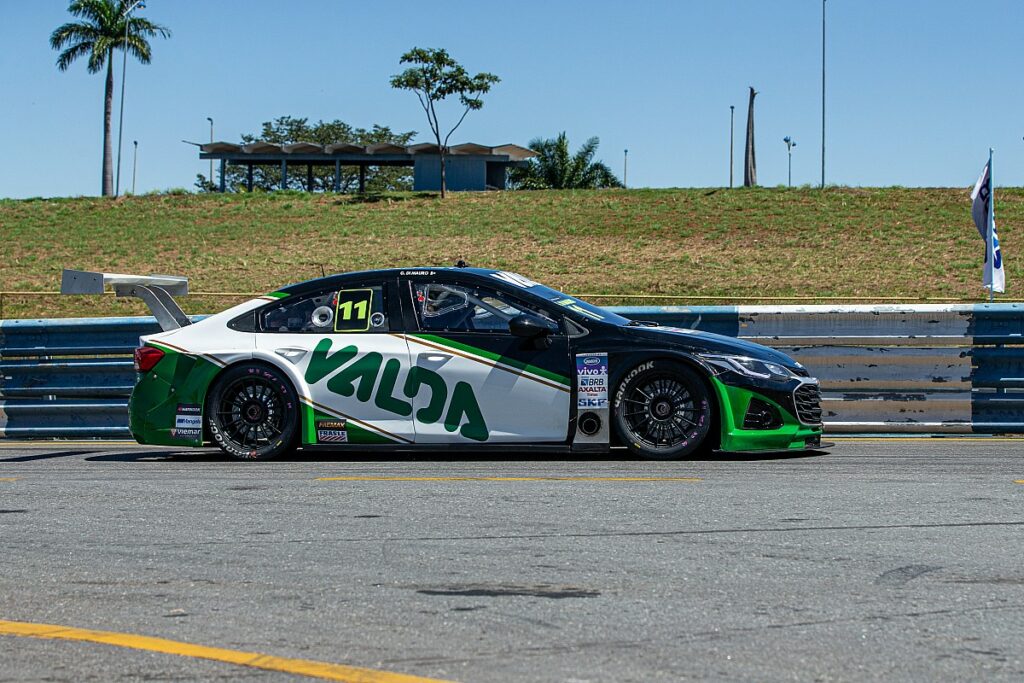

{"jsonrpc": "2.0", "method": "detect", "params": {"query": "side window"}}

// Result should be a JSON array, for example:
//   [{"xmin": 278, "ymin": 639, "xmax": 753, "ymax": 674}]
[
  {"xmin": 412, "ymin": 282, "xmax": 556, "ymax": 333},
  {"xmin": 261, "ymin": 286, "xmax": 388, "ymax": 333}
]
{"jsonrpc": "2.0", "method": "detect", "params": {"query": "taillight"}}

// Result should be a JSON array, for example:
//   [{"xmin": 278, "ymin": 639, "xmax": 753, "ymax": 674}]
[{"xmin": 134, "ymin": 346, "xmax": 165, "ymax": 372}]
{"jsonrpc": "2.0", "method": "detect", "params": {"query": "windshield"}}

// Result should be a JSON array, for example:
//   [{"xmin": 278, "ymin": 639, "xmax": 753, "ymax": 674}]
[{"xmin": 487, "ymin": 272, "xmax": 629, "ymax": 325}]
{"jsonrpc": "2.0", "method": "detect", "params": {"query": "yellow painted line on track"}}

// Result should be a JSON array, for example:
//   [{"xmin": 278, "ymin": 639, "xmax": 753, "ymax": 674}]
[
  {"xmin": 0, "ymin": 477, "xmax": 18, "ymax": 482},
  {"xmin": 318, "ymin": 476, "xmax": 701, "ymax": 482},
  {"xmin": 0, "ymin": 619, "xmax": 453, "ymax": 683},
  {"xmin": 1014, "ymin": 480, "xmax": 1024, "ymax": 485}
]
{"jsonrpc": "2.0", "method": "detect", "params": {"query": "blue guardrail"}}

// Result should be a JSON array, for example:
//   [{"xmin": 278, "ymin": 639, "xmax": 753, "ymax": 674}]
[{"xmin": 2, "ymin": 305, "xmax": 1023, "ymax": 438}]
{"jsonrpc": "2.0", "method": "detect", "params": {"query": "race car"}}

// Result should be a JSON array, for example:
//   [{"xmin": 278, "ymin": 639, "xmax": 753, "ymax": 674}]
[{"xmin": 62, "ymin": 267, "xmax": 824, "ymax": 460}]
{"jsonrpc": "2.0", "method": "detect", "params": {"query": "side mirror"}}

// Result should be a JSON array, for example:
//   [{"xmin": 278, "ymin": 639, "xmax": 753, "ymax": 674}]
[{"xmin": 509, "ymin": 314, "xmax": 557, "ymax": 338}]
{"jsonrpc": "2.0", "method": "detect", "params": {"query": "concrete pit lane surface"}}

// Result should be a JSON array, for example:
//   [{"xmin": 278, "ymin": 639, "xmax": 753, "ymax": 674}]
[{"xmin": 1, "ymin": 438, "xmax": 1023, "ymax": 682}]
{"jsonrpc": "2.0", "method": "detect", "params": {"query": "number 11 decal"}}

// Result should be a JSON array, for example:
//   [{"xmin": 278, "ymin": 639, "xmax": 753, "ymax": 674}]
[{"xmin": 334, "ymin": 289, "xmax": 374, "ymax": 332}]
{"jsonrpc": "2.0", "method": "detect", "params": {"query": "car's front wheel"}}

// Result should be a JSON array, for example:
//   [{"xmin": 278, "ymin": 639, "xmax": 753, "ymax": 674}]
[
  {"xmin": 207, "ymin": 363, "xmax": 298, "ymax": 460},
  {"xmin": 613, "ymin": 360, "xmax": 713, "ymax": 460}
]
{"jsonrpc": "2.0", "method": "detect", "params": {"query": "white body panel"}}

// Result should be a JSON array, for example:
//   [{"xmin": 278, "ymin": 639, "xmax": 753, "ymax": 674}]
[
  {"xmin": 143, "ymin": 298, "xmax": 262, "ymax": 366},
  {"xmin": 255, "ymin": 332, "xmax": 416, "ymax": 444},
  {"xmin": 405, "ymin": 335, "xmax": 570, "ymax": 443},
  {"xmin": 142, "ymin": 297, "xmax": 573, "ymax": 446}
]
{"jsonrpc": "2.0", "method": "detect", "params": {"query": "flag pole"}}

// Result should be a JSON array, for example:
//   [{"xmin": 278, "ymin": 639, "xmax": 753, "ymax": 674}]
[{"xmin": 988, "ymin": 147, "xmax": 994, "ymax": 303}]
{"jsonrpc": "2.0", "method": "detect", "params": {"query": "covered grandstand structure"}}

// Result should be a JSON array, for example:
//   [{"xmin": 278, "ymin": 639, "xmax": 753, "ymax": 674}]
[{"xmin": 198, "ymin": 142, "xmax": 535, "ymax": 192}]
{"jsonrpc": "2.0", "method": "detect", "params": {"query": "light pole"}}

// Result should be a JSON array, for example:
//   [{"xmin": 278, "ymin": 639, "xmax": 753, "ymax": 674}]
[
  {"xmin": 207, "ymin": 117, "xmax": 214, "ymax": 184},
  {"xmin": 821, "ymin": 0, "xmax": 826, "ymax": 189},
  {"xmin": 783, "ymin": 136, "xmax": 796, "ymax": 187},
  {"xmin": 132, "ymin": 140, "xmax": 138, "ymax": 194},
  {"xmin": 115, "ymin": 0, "xmax": 145, "ymax": 197},
  {"xmin": 729, "ymin": 105, "xmax": 735, "ymax": 188},
  {"xmin": 623, "ymin": 149, "xmax": 628, "ymax": 188}
]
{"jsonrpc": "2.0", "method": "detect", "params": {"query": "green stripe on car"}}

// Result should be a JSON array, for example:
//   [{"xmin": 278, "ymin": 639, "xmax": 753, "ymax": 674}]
[{"xmin": 409, "ymin": 333, "xmax": 571, "ymax": 386}]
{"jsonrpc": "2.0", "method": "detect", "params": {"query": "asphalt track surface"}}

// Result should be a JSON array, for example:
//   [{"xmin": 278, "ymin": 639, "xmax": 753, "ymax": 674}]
[{"xmin": 1, "ymin": 438, "xmax": 1023, "ymax": 682}]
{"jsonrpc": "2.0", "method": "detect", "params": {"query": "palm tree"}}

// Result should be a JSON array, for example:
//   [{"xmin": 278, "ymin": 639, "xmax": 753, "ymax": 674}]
[
  {"xmin": 510, "ymin": 132, "xmax": 623, "ymax": 190},
  {"xmin": 50, "ymin": 0, "xmax": 170, "ymax": 196}
]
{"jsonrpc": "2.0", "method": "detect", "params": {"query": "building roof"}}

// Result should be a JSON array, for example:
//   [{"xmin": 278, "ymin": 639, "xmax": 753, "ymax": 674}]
[{"xmin": 199, "ymin": 141, "xmax": 536, "ymax": 161}]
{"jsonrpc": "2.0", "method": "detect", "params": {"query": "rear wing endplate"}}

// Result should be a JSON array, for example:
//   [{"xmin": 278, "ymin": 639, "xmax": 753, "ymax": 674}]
[{"xmin": 60, "ymin": 269, "xmax": 191, "ymax": 332}]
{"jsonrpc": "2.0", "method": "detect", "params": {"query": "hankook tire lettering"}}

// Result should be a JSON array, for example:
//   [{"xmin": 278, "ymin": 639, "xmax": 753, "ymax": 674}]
[{"xmin": 614, "ymin": 361, "xmax": 655, "ymax": 407}]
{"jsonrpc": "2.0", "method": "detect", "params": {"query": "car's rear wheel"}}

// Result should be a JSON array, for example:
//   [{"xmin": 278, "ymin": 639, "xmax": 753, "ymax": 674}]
[
  {"xmin": 207, "ymin": 363, "xmax": 298, "ymax": 460},
  {"xmin": 613, "ymin": 360, "xmax": 713, "ymax": 460}
]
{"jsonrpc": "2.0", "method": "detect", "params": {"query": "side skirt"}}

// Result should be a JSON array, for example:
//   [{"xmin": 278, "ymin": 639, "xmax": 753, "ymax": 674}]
[{"xmin": 297, "ymin": 443, "xmax": 578, "ymax": 454}]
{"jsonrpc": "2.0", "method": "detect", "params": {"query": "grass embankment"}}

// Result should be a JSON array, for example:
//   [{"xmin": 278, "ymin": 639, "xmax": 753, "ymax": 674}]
[{"xmin": 1, "ymin": 187, "xmax": 1019, "ymax": 319}]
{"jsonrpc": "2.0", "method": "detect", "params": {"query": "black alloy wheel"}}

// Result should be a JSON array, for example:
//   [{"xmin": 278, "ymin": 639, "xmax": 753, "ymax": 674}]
[
  {"xmin": 207, "ymin": 363, "xmax": 298, "ymax": 460},
  {"xmin": 613, "ymin": 360, "xmax": 713, "ymax": 460}
]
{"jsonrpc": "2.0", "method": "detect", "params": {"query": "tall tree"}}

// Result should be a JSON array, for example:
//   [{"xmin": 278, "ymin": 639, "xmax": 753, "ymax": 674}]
[
  {"xmin": 390, "ymin": 48, "xmax": 499, "ymax": 198},
  {"xmin": 196, "ymin": 117, "xmax": 417, "ymax": 193},
  {"xmin": 509, "ymin": 132, "xmax": 623, "ymax": 190},
  {"xmin": 50, "ymin": 0, "xmax": 170, "ymax": 196}
]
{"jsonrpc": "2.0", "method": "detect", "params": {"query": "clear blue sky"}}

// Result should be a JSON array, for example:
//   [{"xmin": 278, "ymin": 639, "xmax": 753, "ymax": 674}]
[{"xmin": 2, "ymin": 0, "xmax": 1023, "ymax": 198}]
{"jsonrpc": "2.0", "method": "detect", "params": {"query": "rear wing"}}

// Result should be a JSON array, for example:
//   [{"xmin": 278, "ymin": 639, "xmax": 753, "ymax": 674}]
[{"xmin": 60, "ymin": 269, "xmax": 191, "ymax": 332}]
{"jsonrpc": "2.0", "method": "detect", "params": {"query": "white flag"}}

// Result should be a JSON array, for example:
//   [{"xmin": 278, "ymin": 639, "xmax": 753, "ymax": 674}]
[{"xmin": 970, "ymin": 160, "xmax": 1005, "ymax": 293}]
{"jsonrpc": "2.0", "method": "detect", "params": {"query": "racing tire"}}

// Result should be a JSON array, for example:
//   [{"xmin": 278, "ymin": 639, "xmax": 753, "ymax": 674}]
[
  {"xmin": 613, "ymin": 360, "xmax": 713, "ymax": 460},
  {"xmin": 206, "ymin": 363, "xmax": 299, "ymax": 461}
]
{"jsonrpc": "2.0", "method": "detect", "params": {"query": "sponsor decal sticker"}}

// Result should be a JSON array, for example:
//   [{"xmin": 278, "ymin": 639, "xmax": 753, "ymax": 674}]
[
  {"xmin": 303, "ymin": 339, "xmax": 489, "ymax": 442},
  {"xmin": 576, "ymin": 353, "xmax": 609, "ymax": 409},
  {"xmin": 316, "ymin": 420, "xmax": 349, "ymax": 443},
  {"xmin": 172, "ymin": 403, "xmax": 202, "ymax": 439}
]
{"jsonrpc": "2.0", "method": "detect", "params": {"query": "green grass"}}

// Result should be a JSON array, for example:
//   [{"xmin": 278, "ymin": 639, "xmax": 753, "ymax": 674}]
[{"xmin": 1, "ymin": 187, "xmax": 1019, "ymax": 318}]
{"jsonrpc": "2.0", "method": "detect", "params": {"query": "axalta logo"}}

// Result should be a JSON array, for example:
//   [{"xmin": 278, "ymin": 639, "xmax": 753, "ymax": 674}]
[{"xmin": 303, "ymin": 339, "xmax": 488, "ymax": 441}]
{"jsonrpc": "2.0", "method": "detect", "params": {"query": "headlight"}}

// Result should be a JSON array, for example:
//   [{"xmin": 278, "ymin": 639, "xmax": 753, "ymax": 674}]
[{"xmin": 701, "ymin": 354, "xmax": 796, "ymax": 382}]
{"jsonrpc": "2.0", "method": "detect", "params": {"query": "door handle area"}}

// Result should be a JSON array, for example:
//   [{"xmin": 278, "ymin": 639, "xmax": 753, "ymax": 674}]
[{"xmin": 420, "ymin": 353, "xmax": 452, "ymax": 364}]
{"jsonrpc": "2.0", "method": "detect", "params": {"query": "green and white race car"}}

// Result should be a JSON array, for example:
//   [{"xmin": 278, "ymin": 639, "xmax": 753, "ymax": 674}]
[{"xmin": 63, "ymin": 267, "xmax": 825, "ymax": 460}]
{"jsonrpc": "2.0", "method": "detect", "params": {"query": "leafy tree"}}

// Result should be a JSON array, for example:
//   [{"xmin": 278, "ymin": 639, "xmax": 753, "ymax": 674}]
[
  {"xmin": 50, "ymin": 0, "xmax": 170, "ymax": 197},
  {"xmin": 390, "ymin": 48, "xmax": 499, "ymax": 198},
  {"xmin": 510, "ymin": 132, "xmax": 623, "ymax": 190},
  {"xmin": 196, "ymin": 117, "xmax": 417, "ymax": 193}
]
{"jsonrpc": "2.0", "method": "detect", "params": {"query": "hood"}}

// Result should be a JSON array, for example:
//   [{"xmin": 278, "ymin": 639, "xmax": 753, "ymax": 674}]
[{"xmin": 622, "ymin": 324, "xmax": 802, "ymax": 369}]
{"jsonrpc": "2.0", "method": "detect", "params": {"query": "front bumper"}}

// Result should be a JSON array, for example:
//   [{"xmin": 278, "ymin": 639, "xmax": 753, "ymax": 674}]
[{"xmin": 710, "ymin": 375, "xmax": 824, "ymax": 452}]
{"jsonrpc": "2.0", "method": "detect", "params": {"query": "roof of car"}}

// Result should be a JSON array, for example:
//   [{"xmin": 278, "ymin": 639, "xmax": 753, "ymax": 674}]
[{"xmin": 275, "ymin": 267, "xmax": 504, "ymax": 295}]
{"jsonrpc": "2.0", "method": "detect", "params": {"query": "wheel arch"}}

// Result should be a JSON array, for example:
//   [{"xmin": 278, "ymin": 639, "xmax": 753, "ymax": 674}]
[
  {"xmin": 201, "ymin": 354, "xmax": 309, "ymax": 444},
  {"xmin": 609, "ymin": 350, "xmax": 722, "ymax": 451}
]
